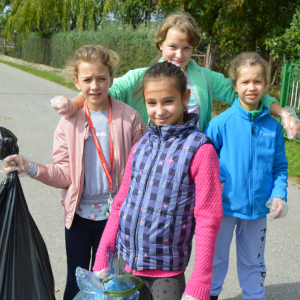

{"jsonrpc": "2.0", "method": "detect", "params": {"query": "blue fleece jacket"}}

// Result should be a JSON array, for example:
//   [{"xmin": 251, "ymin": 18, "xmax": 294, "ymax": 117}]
[{"xmin": 205, "ymin": 99, "xmax": 288, "ymax": 220}]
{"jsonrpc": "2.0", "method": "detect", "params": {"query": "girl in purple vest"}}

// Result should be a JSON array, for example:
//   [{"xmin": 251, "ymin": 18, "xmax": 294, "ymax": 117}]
[{"xmin": 92, "ymin": 61, "xmax": 223, "ymax": 300}]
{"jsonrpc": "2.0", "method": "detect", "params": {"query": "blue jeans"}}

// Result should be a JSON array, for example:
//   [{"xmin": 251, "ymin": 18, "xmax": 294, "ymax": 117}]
[
  {"xmin": 211, "ymin": 216, "xmax": 267, "ymax": 300},
  {"xmin": 63, "ymin": 213, "xmax": 107, "ymax": 300}
]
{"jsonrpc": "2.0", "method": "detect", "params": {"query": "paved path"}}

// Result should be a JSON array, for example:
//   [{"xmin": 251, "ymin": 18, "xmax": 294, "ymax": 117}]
[{"xmin": 0, "ymin": 62, "xmax": 299, "ymax": 300}]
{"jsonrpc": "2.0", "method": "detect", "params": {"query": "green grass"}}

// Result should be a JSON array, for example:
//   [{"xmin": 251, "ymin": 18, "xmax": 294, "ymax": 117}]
[
  {"xmin": 285, "ymin": 140, "xmax": 300, "ymax": 178},
  {"xmin": 0, "ymin": 60, "xmax": 76, "ymax": 91}
]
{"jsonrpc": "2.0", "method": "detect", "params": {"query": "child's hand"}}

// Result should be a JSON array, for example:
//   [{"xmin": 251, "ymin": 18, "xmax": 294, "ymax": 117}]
[
  {"xmin": 2, "ymin": 154, "xmax": 32, "ymax": 175},
  {"xmin": 266, "ymin": 197, "xmax": 288, "ymax": 221},
  {"xmin": 93, "ymin": 267, "xmax": 111, "ymax": 280},
  {"xmin": 279, "ymin": 107, "xmax": 300, "ymax": 139},
  {"xmin": 50, "ymin": 96, "xmax": 77, "ymax": 116},
  {"xmin": 181, "ymin": 294, "xmax": 201, "ymax": 300}
]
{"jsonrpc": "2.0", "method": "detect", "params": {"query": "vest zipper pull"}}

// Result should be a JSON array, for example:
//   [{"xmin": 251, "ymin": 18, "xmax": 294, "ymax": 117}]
[{"xmin": 251, "ymin": 123, "xmax": 254, "ymax": 135}]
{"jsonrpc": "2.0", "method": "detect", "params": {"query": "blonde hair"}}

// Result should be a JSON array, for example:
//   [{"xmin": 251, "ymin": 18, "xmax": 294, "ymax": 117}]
[
  {"xmin": 66, "ymin": 45, "xmax": 119, "ymax": 78},
  {"xmin": 229, "ymin": 52, "xmax": 271, "ymax": 88},
  {"xmin": 155, "ymin": 12, "xmax": 200, "ymax": 50}
]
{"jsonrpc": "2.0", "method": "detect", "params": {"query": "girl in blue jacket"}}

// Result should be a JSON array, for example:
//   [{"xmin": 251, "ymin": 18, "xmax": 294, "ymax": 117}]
[{"xmin": 205, "ymin": 52, "xmax": 288, "ymax": 300}]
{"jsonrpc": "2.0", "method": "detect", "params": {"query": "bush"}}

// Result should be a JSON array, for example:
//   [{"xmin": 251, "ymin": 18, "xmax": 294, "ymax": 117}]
[
  {"xmin": 51, "ymin": 23, "xmax": 156, "ymax": 47},
  {"xmin": 10, "ymin": 26, "xmax": 159, "ymax": 76}
]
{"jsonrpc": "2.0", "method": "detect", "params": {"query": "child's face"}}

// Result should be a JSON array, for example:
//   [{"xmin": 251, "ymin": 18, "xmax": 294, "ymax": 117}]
[
  {"xmin": 233, "ymin": 65, "xmax": 266, "ymax": 111},
  {"xmin": 73, "ymin": 61, "xmax": 114, "ymax": 112},
  {"xmin": 159, "ymin": 28, "xmax": 193, "ymax": 72},
  {"xmin": 144, "ymin": 78, "xmax": 190, "ymax": 126}
]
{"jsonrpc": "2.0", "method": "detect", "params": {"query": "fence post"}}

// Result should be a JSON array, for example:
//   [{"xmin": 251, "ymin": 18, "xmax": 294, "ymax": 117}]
[
  {"xmin": 279, "ymin": 63, "xmax": 291, "ymax": 107},
  {"xmin": 4, "ymin": 39, "xmax": 7, "ymax": 55},
  {"xmin": 73, "ymin": 40, "xmax": 75, "ymax": 56},
  {"xmin": 204, "ymin": 43, "xmax": 211, "ymax": 68},
  {"xmin": 42, "ymin": 38, "xmax": 45, "ymax": 64},
  {"xmin": 20, "ymin": 37, "xmax": 22, "ymax": 58}
]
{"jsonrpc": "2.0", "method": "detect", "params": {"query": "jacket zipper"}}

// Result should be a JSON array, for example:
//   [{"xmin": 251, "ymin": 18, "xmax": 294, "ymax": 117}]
[
  {"xmin": 132, "ymin": 140, "xmax": 161, "ymax": 269},
  {"xmin": 250, "ymin": 121, "xmax": 254, "ymax": 218},
  {"xmin": 110, "ymin": 123, "xmax": 119, "ymax": 192},
  {"xmin": 71, "ymin": 123, "xmax": 87, "ymax": 227}
]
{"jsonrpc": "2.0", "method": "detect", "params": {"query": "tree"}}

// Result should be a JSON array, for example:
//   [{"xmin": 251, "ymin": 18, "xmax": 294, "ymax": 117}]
[
  {"xmin": 102, "ymin": 0, "xmax": 175, "ymax": 28},
  {"xmin": 266, "ymin": 6, "xmax": 300, "ymax": 60},
  {"xmin": 170, "ymin": 0, "xmax": 300, "ymax": 69},
  {"xmin": 2, "ymin": 0, "xmax": 106, "ymax": 38},
  {"xmin": 0, "ymin": 0, "xmax": 11, "ymax": 35}
]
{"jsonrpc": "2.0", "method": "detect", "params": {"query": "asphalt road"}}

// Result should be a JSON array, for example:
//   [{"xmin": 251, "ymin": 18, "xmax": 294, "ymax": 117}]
[{"xmin": 0, "ymin": 62, "xmax": 299, "ymax": 300}]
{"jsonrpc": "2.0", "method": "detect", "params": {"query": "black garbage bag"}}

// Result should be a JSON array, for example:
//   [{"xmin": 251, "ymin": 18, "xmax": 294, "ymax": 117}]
[{"xmin": 0, "ymin": 127, "xmax": 56, "ymax": 300}]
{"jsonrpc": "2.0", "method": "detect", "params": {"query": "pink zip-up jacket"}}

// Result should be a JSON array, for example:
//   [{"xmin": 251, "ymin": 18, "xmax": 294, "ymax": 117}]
[{"xmin": 33, "ymin": 96, "xmax": 147, "ymax": 229}]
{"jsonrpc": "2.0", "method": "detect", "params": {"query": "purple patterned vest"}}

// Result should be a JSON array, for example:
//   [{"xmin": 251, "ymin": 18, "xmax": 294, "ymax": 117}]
[{"xmin": 116, "ymin": 114, "xmax": 213, "ymax": 271}]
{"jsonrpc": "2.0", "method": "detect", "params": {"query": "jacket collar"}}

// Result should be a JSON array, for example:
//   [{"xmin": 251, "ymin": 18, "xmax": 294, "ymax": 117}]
[
  {"xmin": 78, "ymin": 95, "xmax": 121, "ymax": 124},
  {"xmin": 148, "ymin": 112, "xmax": 199, "ymax": 140},
  {"xmin": 232, "ymin": 97, "xmax": 269, "ymax": 120},
  {"xmin": 158, "ymin": 57, "xmax": 198, "ymax": 73}
]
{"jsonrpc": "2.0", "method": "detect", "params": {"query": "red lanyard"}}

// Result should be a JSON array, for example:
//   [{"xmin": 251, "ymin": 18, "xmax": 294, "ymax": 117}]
[{"xmin": 84, "ymin": 100, "xmax": 114, "ymax": 191}]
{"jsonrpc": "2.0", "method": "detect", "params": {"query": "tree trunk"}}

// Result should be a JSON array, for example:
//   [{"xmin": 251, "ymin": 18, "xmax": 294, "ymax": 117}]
[
  {"xmin": 209, "ymin": 44, "xmax": 219, "ymax": 70},
  {"xmin": 4, "ymin": 39, "xmax": 7, "ymax": 55},
  {"xmin": 271, "ymin": 66, "xmax": 279, "ymax": 86}
]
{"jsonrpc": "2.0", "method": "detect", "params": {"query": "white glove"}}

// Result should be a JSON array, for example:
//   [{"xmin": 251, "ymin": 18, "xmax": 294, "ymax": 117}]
[
  {"xmin": 266, "ymin": 197, "xmax": 288, "ymax": 221},
  {"xmin": 181, "ymin": 294, "xmax": 201, "ymax": 300},
  {"xmin": 93, "ymin": 267, "xmax": 111, "ymax": 280},
  {"xmin": 50, "ymin": 95, "xmax": 78, "ymax": 116},
  {"xmin": 2, "ymin": 154, "xmax": 32, "ymax": 175},
  {"xmin": 279, "ymin": 106, "xmax": 300, "ymax": 139}
]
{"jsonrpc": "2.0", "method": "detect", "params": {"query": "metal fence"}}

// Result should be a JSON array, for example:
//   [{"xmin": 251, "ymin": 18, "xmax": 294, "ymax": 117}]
[
  {"xmin": 0, "ymin": 37, "xmax": 210, "ymax": 75},
  {"xmin": 280, "ymin": 62, "xmax": 300, "ymax": 143},
  {"xmin": 0, "ymin": 37, "xmax": 160, "ymax": 76}
]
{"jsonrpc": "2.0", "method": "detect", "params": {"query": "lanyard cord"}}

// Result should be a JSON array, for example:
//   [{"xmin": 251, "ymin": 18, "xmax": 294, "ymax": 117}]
[{"xmin": 84, "ymin": 100, "xmax": 113, "ymax": 191}]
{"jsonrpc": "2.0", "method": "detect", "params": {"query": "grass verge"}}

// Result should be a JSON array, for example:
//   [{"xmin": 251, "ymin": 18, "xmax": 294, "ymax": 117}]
[
  {"xmin": 0, "ymin": 60, "xmax": 76, "ymax": 91},
  {"xmin": 285, "ymin": 140, "xmax": 300, "ymax": 178}
]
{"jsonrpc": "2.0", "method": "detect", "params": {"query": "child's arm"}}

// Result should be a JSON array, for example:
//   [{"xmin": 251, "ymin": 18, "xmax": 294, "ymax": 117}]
[
  {"xmin": 50, "ymin": 95, "xmax": 85, "ymax": 116},
  {"xmin": 93, "ymin": 143, "xmax": 137, "ymax": 271},
  {"xmin": 32, "ymin": 121, "xmax": 72, "ymax": 188},
  {"xmin": 201, "ymin": 67, "xmax": 276, "ymax": 110},
  {"xmin": 3, "ymin": 119, "xmax": 71, "ymax": 189},
  {"xmin": 270, "ymin": 124, "xmax": 288, "ymax": 200},
  {"xmin": 204, "ymin": 119, "xmax": 225, "ymax": 183},
  {"xmin": 184, "ymin": 144, "xmax": 223, "ymax": 300},
  {"xmin": 201, "ymin": 67, "xmax": 300, "ymax": 139},
  {"xmin": 266, "ymin": 124, "xmax": 289, "ymax": 220},
  {"xmin": 50, "ymin": 68, "xmax": 146, "ymax": 116}
]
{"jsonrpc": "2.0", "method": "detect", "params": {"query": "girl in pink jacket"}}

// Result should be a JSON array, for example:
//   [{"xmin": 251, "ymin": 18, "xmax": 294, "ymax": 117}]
[{"xmin": 3, "ymin": 45, "xmax": 147, "ymax": 300}]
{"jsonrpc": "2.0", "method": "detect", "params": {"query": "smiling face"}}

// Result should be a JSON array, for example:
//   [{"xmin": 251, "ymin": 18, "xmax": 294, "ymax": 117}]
[
  {"xmin": 73, "ymin": 61, "xmax": 114, "ymax": 112},
  {"xmin": 144, "ymin": 78, "xmax": 190, "ymax": 126},
  {"xmin": 233, "ymin": 65, "xmax": 267, "ymax": 111},
  {"xmin": 159, "ymin": 28, "xmax": 193, "ymax": 71}
]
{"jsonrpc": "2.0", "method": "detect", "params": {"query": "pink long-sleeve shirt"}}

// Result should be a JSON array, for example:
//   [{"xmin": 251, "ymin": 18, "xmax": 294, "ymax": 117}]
[{"xmin": 93, "ymin": 143, "xmax": 222, "ymax": 300}]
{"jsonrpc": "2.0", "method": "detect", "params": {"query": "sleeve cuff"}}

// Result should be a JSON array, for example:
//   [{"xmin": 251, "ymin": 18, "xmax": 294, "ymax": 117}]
[
  {"xmin": 92, "ymin": 260, "xmax": 109, "ymax": 271},
  {"xmin": 27, "ymin": 162, "xmax": 38, "ymax": 177},
  {"xmin": 184, "ymin": 283, "xmax": 211, "ymax": 300}
]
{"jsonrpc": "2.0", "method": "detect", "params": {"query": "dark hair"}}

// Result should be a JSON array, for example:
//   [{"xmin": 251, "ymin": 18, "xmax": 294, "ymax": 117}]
[{"xmin": 142, "ymin": 61, "xmax": 187, "ymax": 98}]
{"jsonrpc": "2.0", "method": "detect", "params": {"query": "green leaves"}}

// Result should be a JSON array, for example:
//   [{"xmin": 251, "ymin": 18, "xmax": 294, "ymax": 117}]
[
  {"xmin": 2, "ymin": 0, "xmax": 107, "ymax": 38},
  {"xmin": 182, "ymin": 0, "xmax": 299, "ymax": 58},
  {"xmin": 266, "ymin": 6, "xmax": 300, "ymax": 59}
]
